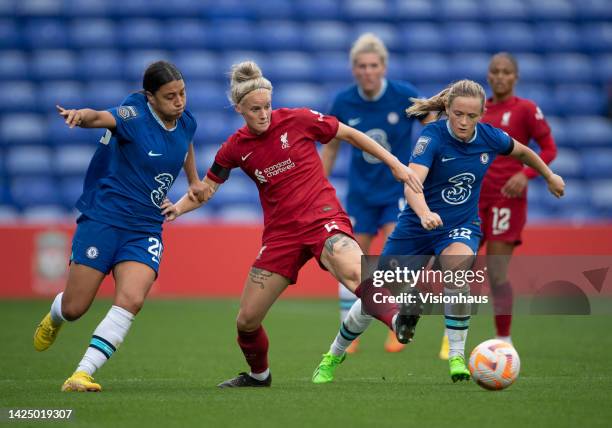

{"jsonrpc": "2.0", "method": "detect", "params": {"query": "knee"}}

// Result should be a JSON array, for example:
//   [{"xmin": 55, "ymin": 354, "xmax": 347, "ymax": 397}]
[
  {"xmin": 114, "ymin": 291, "xmax": 146, "ymax": 315},
  {"xmin": 61, "ymin": 300, "xmax": 88, "ymax": 321},
  {"xmin": 236, "ymin": 308, "xmax": 262, "ymax": 332}
]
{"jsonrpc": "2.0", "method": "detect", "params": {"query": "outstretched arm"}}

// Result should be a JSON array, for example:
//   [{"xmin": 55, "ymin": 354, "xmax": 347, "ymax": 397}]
[
  {"xmin": 161, "ymin": 177, "xmax": 221, "ymax": 221},
  {"xmin": 56, "ymin": 105, "xmax": 116, "ymax": 129},
  {"xmin": 334, "ymin": 123, "xmax": 422, "ymax": 193},
  {"xmin": 508, "ymin": 139, "xmax": 564, "ymax": 198}
]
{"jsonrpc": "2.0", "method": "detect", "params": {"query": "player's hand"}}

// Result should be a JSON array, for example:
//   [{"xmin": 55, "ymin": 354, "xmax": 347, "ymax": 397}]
[
  {"xmin": 546, "ymin": 173, "xmax": 565, "ymax": 198},
  {"xmin": 420, "ymin": 211, "xmax": 443, "ymax": 230},
  {"xmin": 161, "ymin": 198, "xmax": 181, "ymax": 222},
  {"xmin": 501, "ymin": 171, "xmax": 528, "ymax": 198},
  {"xmin": 392, "ymin": 163, "xmax": 423, "ymax": 193},
  {"xmin": 188, "ymin": 180, "xmax": 212, "ymax": 203},
  {"xmin": 56, "ymin": 105, "xmax": 83, "ymax": 128}
]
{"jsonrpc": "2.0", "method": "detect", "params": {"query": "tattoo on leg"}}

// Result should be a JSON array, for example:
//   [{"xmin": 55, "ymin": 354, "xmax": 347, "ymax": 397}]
[
  {"xmin": 324, "ymin": 234, "xmax": 360, "ymax": 256},
  {"xmin": 249, "ymin": 268, "xmax": 273, "ymax": 289}
]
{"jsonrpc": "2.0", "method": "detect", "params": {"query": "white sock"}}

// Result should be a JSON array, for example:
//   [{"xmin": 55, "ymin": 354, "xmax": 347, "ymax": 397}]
[
  {"xmin": 50, "ymin": 292, "xmax": 66, "ymax": 326},
  {"xmin": 76, "ymin": 305, "xmax": 135, "ymax": 376},
  {"xmin": 249, "ymin": 368, "xmax": 270, "ymax": 380},
  {"xmin": 330, "ymin": 300, "xmax": 373, "ymax": 356},
  {"xmin": 444, "ymin": 284, "xmax": 471, "ymax": 359},
  {"xmin": 338, "ymin": 283, "xmax": 357, "ymax": 323}
]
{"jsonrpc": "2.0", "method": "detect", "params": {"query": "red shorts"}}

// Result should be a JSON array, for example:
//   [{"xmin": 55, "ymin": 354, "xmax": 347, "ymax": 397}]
[
  {"xmin": 252, "ymin": 214, "xmax": 355, "ymax": 284},
  {"xmin": 479, "ymin": 196, "xmax": 527, "ymax": 246}
]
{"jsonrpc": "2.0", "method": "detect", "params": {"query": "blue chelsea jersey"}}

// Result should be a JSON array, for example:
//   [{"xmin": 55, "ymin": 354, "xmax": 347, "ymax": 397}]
[
  {"xmin": 76, "ymin": 92, "xmax": 197, "ymax": 233},
  {"xmin": 329, "ymin": 79, "xmax": 421, "ymax": 205},
  {"xmin": 394, "ymin": 119, "xmax": 513, "ymax": 236}
]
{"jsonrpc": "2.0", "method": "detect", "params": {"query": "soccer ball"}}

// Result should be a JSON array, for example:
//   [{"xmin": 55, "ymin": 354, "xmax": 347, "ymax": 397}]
[{"xmin": 468, "ymin": 339, "xmax": 520, "ymax": 391}]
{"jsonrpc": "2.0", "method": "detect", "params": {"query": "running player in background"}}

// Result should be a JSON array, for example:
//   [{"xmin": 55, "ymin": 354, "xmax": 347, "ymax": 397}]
[
  {"xmin": 438, "ymin": 53, "xmax": 557, "ymax": 359},
  {"xmin": 33, "ymin": 61, "xmax": 201, "ymax": 392},
  {"xmin": 162, "ymin": 61, "xmax": 424, "ymax": 388},
  {"xmin": 321, "ymin": 33, "xmax": 431, "ymax": 354},
  {"xmin": 312, "ymin": 79, "xmax": 564, "ymax": 384}
]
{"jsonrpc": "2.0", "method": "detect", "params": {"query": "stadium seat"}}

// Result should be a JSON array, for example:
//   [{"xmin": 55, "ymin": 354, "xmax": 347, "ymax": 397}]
[
  {"xmin": 195, "ymin": 145, "xmax": 221, "ymax": 173},
  {"xmin": 438, "ymin": 0, "xmax": 481, "ymax": 22},
  {"xmin": 328, "ymin": 145, "xmax": 350, "ymax": 179},
  {"xmin": 542, "ymin": 179, "xmax": 589, "ymax": 211},
  {"xmin": 41, "ymin": 81, "xmax": 85, "ymax": 112},
  {"xmin": 593, "ymin": 54, "xmax": 612, "ymax": 85},
  {"xmin": 329, "ymin": 177, "xmax": 348, "ymax": 203},
  {"xmin": 0, "ymin": 81, "xmax": 37, "ymax": 113},
  {"xmin": 544, "ymin": 116, "xmax": 570, "ymax": 147},
  {"xmin": 220, "ymin": 51, "xmax": 268, "ymax": 77},
  {"xmin": 173, "ymin": 51, "xmax": 220, "ymax": 82},
  {"xmin": 448, "ymin": 53, "xmax": 490, "ymax": 83},
  {"xmin": 274, "ymin": 83, "xmax": 326, "ymax": 112},
  {"xmin": 118, "ymin": 19, "xmax": 164, "ymax": 49},
  {"xmin": 6, "ymin": 146, "xmax": 53, "ymax": 175},
  {"xmin": 31, "ymin": 50, "xmax": 77, "ymax": 80},
  {"xmin": 11, "ymin": 176, "xmax": 61, "ymax": 208},
  {"xmin": 215, "ymin": 203, "xmax": 262, "ymax": 224},
  {"xmin": 0, "ymin": 51, "xmax": 28, "ymax": 80},
  {"xmin": 580, "ymin": 23, "xmax": 612, "ymax": 54},
  {"xmin": 394, "ymin": 0, "xmax": 437, "ymax": 21},
  {"xmin": 173, "ymin": 205, "xmax": 216, "ymax": 223},
  {"xmin": 0, "ymin": 19, "xmax": 20, "ymax": 48},
  {"xmin": 565, "ymin": 116, "xmax": 612, "ymax": 147},
  {"xmin": 527, "ymin": 0, "xmax": 575, "ymax": 21},
  {"xmin": 535, "ymin": 22, "xmax": 581, "ymax": 53},
  {"xmin": 314, "ymin": 52, "xmax": 351, "ymax": 82},
  {"xmin": 204, "ymin": 0, "xmax": 255, "ymax": 20},
  {"xmin": 123, "ymin": 50, "xmax": 171, "ymax": 81},
  {"xmin": 23, "ymin": 19, "xmax": 68, "ymax": 49},
  {"xmin": 192, "ymin": 111, "xmax": 235, "ymax": 144},
  {"xmin": 482, "ymin": 0, "xmax": 528, "ymax": 21},
  {"xmin": 83, "ymin": 81, "xmax": 129, "ymax": 110},
  {"xmin": 444, "ymin": 22, "xmax": 488, "ymax": 53},
  {"xmin": 515, "ymin": 83, "xmax": 558, "ymax": 116},
  {"xmin": 16, "ymin": 0, "xmax": 63, "ymax": 16},
  {"xmin": 547, "ymin": 53, "xmax": 594, "ymax": 84},
  {"xmin": 574, "ymin": 0, "xmax": 612, "ymax": 22},
  {"xmin": 207, "ymin": 21, "xmax": 258, "ymax": 51},
  {"xmin": 257, "ymin": 21, "xmax": 303, "ymax": 51},
  {"xmin": 302, "ymin": 21, "xmax": 351, "ymax": 52},
  {"xmin": 63, "ymin": 0, "xmax": 111, "ymax": 17},
  {"xmin": 589, "ymin": 179, "xmax": 612, "ymax": 211},
  {"xmin": 581, "ymin": 149, "xmax": 612, "ymax": 179},
  {"xmin": 403, "ymin": 53, "xmax": 451, "ymax": 84},
  {"xmin": 187, "ymin": 81, "xmax": 230, "ymax": 110},
  {"xmin": 294, "ymin": 0, "xmax": 341, "ymax": 21},
  {"xmin": 250, "ymin": 0, "xmax": 294, "ymax": 20},
  {"xmin": 264, "ymin": 52, "xmax": 317, "ymax": 82},
  {"xmin": 487, "ymin": 23, "xmax": 536, "ymax": 52},
  {"xmin": 0, "ymin": 205, "xmax": 19, "ymax": 223},
  {"xmin": 343, "ymin": 0, "xmax": 392, "ymax": 21},
  {"xmin": 70, "ymin": 19, "xmax": 117, "ymax": 49},
  {"xmin": 549, "ymin": 148, "xmax": 582, "ymax": 179},
  {"xmin": 352, "ymin": 23, "xmax": 401, "ymax": 53},
  {"xmin": 398, "ymin": 23, "xmax": 445, "ymax": 53},
  {"xmin": 0, "ymin": 114, "xmax": 46, "ymax": 145},
  {"xmin": 77, "ymin": 50, "xmax": 124, "ymax": 81},
  {"xmin": 55, "ymin": 145, "xmax": 95, "ymax": 175},
  {"xmin": 22, "ymin": 205, "xmax": 70, "ymax": 223},
  {"xmin": 513, "ymin": 54, "xmax": 547, "ymax": 84},
  {"xmin": 59, "ymin": 176, "xmax": 85, "ymax": 208},
  {"xmin": 212, "ymin": 176, "xmax": 258, "ymax": 206},
  {"xmin": 554, "ymin": 84, "xmax": 607, "ymax": 116},
  {"xmin": 164, "ymin": 20, "xmax": 209, "ymax": 50}
]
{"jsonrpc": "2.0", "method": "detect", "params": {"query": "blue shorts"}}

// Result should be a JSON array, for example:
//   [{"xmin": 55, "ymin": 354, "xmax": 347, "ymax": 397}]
[
  {"xmin": 346, "ymin": 194, "xmax": 405, "ymax": 235},
  {"xmin": 70, "ymin": 216, "xmax": 163, "ymax": 275},
  {"xmin": 383, "ymin": 223, "xmax": 481, "ymax": 257}
]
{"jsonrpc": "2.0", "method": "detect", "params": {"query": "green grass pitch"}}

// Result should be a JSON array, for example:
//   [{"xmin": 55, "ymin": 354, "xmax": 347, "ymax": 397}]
[{"xmin": 1, "ymin": 299, "xmax": 611, "ymax": 428}]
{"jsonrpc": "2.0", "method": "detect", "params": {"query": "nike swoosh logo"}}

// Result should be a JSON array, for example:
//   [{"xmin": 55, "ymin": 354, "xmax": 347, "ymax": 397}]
[
  {"xmin": 348, "ymin": 118, "xmax": 361, "ymax": 126},
  {"xmin": 148, "ymin": 151, "xmax": 162, "ymax": 157},
  {"xmin": 441, "ymin": 157, "xmax": 456, "ymax": 162},
  {"xmin": 242, "ymin": 152, "xmax": 253, "ymax": 161}
]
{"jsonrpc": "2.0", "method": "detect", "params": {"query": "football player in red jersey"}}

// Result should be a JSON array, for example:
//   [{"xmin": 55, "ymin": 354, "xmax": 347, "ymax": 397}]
[
  {"xmin": 162, "ymin": 61, "xmax": 424, "ymax": 387},
  {"xmin": 438, "ymin": 52, "xmax": 557, "ymax": 358}
]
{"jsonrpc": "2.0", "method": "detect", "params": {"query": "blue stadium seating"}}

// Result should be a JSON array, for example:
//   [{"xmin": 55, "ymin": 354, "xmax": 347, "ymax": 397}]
[
  {"xmin": 0, "ymin": 0, "xmax": 610, "ymax": 223},
  {"xmin": 215, "ymin": 203, "xmax": 262, "ymax": 223},
  {"xmin": 0, "ymin": 51, "xmax": 29, "ymax": 80},
  {"xmin": 22, "ymin": 205, "xmax": 71, "ymax": 222},
  {"xmin": 399, "ymin": 23, "xmax": 445, "ymax": 53},
  {"xmin": 1, "ymin": 82, "xmax": 37, "ymax": 113},
  {"xmin": 11, "ymin": 176, "xmax": 61, "ymax": 208},
  {"xmin": 70, "ymin": 19, "xmax": 117, "ymax": 49}
]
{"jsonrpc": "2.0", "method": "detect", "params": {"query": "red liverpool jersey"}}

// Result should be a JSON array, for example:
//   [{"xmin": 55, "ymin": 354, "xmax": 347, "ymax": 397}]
[
  {"xmin": 207, "ymin": 108, "xmax": 344, "ymax": 238},
  {"xmin": 481, "ymin": 96, "xmax": 556, "ymax": 199}
]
